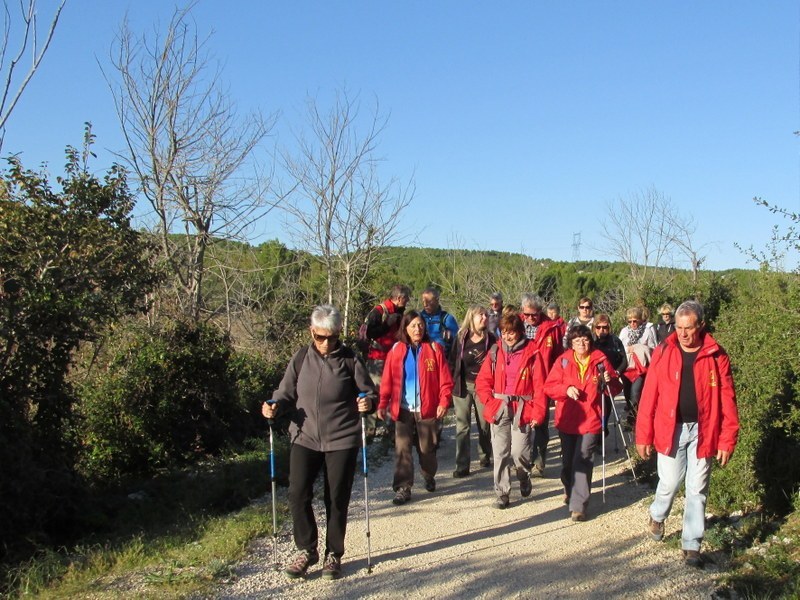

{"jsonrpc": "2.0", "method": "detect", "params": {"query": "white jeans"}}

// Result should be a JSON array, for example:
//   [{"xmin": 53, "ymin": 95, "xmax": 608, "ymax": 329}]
[{"xmin": 650, "ymin": 422, "xmax": 712, "ymax": 551}]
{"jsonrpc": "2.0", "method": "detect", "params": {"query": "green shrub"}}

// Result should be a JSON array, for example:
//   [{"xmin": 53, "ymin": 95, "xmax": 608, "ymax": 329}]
[
  {"xmin": 75, "ymin": 320, "xmax": 275, "ymax": 483},
  {"xmin": 711, "ymin": 270, "xmax": 800, "ymax": 514}
]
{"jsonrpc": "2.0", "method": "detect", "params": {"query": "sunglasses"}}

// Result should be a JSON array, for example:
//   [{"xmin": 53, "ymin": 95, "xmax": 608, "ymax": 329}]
[
  {"xmin": 627, "ymin": 319, "xmax": 640, "ymax": 324},
  {"xmin": 523, "ymin": 312, "xmax": 539, "ymax": 319},
  {"xmin": 661, "ymin": 313, "xmax": 671, "ymax": 316},
  {"xmin": 595, "ymin": 325, "xmax": 609, "ymax": 330},
  {"xmin": 312, "ymin": 332, "xmax": 339, "ymax": 343},
  {"xmin": 579, "ymin": 305, "xmax": 593, "ymax": 310}
]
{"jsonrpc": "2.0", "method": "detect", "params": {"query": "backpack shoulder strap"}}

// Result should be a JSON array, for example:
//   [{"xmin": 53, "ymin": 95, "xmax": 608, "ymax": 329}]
[{"xmin": 292, "ymin": 345, "xmax": 310, "ymax": 378}]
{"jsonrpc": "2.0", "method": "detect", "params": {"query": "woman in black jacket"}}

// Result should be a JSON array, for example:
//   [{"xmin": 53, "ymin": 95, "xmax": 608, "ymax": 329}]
[
  {"xmin": 262, "ymin": 304, "xmax": 376, "ymax": 581},
  {"xmin": 449, "ymin": 304, "xmax": 497, "ymax": 477}
]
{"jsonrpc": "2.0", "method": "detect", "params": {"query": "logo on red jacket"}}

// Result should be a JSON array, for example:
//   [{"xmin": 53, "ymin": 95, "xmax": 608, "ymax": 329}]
[
  {"xmin": 709, "ymin": 369, "xmax": 717, "ymax": 387},
  {"xmin": 425, "ymin": 358, "xmax": 435, "ymax": 372}
]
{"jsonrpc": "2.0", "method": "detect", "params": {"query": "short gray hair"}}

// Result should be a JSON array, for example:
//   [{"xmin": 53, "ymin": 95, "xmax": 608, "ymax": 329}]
[
  {"xmin": 521, "ymin": 293, "xmax": 544, "ymax": 310},
  {"xmin": 390, "ymin": 284, "xmax": 412, "ymax": 302},
  {"xmin": 675, "ymin": 300, "xmax": 704, "ymax": 324},
  {"xmin": 311, "ymin": 304, "xmax": 342, "ymax": 332},
  {"xmin": 490, "ymin": 292, "xmax": 503, "ymax": 302}
]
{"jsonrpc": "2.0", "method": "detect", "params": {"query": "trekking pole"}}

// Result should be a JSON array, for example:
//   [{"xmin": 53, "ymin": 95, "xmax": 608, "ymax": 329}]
[
  {"xmin": 607, "ymin": 389, "xmax": 639, "ymax": 483},
  {"xmin": 358, "ymin": 392, "xmax": 373, "ymax": 573},
  {"xmin": 598, "ymin": 365, "xmax": 607, "ymax": 503},
  {"xmin": 265, "ymin": 399, "xmax": 279, "ymax": 570}
]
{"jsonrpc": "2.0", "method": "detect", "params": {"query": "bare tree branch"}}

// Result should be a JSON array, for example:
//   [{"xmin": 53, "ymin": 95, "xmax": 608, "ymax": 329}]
[{"xmin": 0, "ymin": 0, "xmax": 66, "ymax": 150}]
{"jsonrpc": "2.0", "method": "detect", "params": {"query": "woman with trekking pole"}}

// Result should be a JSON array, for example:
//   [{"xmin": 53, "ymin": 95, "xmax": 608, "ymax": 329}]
[
  {"xmin": 261, "ymin": 304, "xmax": 376, "ymax": 581},
  {"xmin": 544, "ymin": 325, "xmax": 622, "ymax": 522}
]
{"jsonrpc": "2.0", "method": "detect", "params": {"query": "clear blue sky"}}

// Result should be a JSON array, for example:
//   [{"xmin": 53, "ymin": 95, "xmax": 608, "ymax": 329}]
[{"xmin": 5, "ymin": 1, "xmax": 799, "ymax": 271}]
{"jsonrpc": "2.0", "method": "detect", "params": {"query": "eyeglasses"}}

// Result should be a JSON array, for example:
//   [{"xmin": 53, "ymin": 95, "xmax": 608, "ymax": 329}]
[
  {"xmin": 579, "ymin": 305, "xmax": 593, "ymax": 310},
  {"xmin": 523, "ymin": 312, "xmax": 539, "ymax": 319},
  {"xmin": 627, "ymin": 319, "xmax": 640, "ymax": 324},
  {"xmin": 312, "ymin": 331, "xmax": 339, "ymax": 343},
  {"xmin": 595, "ymin": 325, "xmax": 609, "ymax": 330},
  {"xmin": 572, "ymin": 338, "xmax": 590, "ymax": 344}
]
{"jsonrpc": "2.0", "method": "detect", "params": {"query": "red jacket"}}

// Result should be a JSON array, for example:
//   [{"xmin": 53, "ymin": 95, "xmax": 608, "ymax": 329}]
[
  {"xmin": 475, "ymin": 340, "xmax": 547, "ymax": 427},
  {"xmin": 523, "ymin": 315, "xmax": 564, "ymax": 373},
  {"xmin": 635, "ymin": 333, "xmax": 739, "ymax": 458},
  {"xmin": 544, "ymin": 349, "xmax": 622, "ymax": 435},
  {"xmin": 379, "ymin": 341, "xmax": 453, "ymax": 420}
]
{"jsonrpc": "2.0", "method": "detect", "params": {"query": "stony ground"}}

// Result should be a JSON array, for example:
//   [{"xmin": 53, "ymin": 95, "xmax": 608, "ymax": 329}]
[{"xmin": 204, "ymin": 406, "xmax": 727, "ymax": 599}]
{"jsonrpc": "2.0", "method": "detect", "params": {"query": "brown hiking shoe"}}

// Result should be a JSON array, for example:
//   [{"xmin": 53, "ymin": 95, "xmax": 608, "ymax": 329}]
[
  {"xmin": 683, "ymin": 549, "xmax": 703, "ymax": 568},
  {"xmin": 571, "ymin": 511, "xmax": 586, "ymax": 522},
  {"xmin": 649, "ymin": 517, "xmax": 665, "ymax": 541},
  {"xmin": 284, "ymin": 549, "xmax": 319, "ymax": 580},
  {"xmin": 322, "ymin": 553, "xmax": 342, "ymax": 580}
]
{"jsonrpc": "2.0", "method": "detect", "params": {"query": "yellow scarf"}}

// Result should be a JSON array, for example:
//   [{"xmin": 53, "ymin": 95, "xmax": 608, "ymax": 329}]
[{"xmin": 574, "ymin": 352, "xmax": 590, "ymax": 382}]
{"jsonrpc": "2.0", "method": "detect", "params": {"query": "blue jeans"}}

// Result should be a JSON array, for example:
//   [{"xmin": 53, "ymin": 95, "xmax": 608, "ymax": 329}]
[{"xmin": 649, "ymin": 422, "xmax": 712, "ymax": 551}]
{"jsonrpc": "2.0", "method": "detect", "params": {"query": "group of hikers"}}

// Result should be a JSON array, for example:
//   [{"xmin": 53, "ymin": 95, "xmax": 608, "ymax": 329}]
[{"xmin": 261, "ymin": 286, "xmax": 739, "ymax": 580}]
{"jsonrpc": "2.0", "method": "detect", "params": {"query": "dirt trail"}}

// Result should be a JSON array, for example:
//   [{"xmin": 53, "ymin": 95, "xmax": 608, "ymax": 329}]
[{"xmin": 211, "ymin": 414, "xmax": 724, "ymax": 599}]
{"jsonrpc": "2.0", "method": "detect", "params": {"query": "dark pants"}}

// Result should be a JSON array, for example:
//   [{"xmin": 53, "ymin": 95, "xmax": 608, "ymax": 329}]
[
  {"xmin": 288, "ymin": 443, "xmax": 359, "ymax": 558},
  {"xmin": 623, "ymin": 376, "xmax": 645, "ymax": 414},
  {"xmin": 530, "ymin": 404, "xmax": 551, "ymax": 468},
  {"xmin": 559, "ymin": 431, "xmax": 601, "ymax": 514},
  {"xmin": 393, "ymin": 408, "xmax": 439, "ymax": 490}
]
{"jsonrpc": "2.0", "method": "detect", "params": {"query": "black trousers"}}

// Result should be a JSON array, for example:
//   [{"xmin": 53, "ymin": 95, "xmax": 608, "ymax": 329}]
[{"xmin": 288, "ymin": 443, "xmax": 359, "ymax": 558}]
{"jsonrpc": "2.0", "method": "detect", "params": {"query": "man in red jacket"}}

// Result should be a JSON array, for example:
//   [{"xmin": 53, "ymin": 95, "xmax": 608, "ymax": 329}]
[
  {"xmin": 520, "ymin": 293, "xmax": 563, "ymax": 477},
  {"xmin": 635, "ymin": 300, "xmax": 739, "ymax": 569},
  {"xmin": 363, "ymin": 285, "xmax": 411, "ymax": 437}
]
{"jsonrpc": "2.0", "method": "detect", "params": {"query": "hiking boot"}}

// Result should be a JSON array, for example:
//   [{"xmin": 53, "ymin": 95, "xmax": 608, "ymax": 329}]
[
  {"xmin": 322, "ymin": 553, "xmax": 342, "ymax": 580},
  {"xmin": 495, "ymin": 495, "xmax": 509, "ymax": 509},
  {"xmin": 683, "ymin": 550, "xmax": 703, "ymax": 568},
  {"xmin": 649, "ymin": 517, "xmax": 665, "ymax": 541},
  {"xmin": 284, "ymin": 549, "xmax": 319, "ymax": 580},
  {"xmin": 452, "ymin": 468, "xmax": 470, "ymax": 478},
  {"xmin": 520, "ymin": 475, "xmax": 532, "ymax": 498},
  {"xmin": 392, "ymin": 488, "xmax": 411, "ymax": 505},
  {"xmin": 571, "ymin": 511, "xmax": 586, "ymax": 522},
  {"xmin": 424, "ymin": 477, "xmax": 436, "ymax": 492}
]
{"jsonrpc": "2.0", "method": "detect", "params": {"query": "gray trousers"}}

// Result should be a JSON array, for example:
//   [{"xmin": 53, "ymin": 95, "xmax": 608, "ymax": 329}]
[
  {"xmin": 490, "ymin": 404, "xmax": 532, "ymax": 497},
  {"xmin": 453, "ymin": 381, "xmax": 492, "ymax": 471},
  {"xmin": 559, "ymin": 431, "xmax": 601, "ymax": 514}
]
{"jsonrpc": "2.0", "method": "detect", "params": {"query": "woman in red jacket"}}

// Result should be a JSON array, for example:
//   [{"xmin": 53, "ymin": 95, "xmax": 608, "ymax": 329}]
[
  {"xmin": 475, "ymin": 313, "xmax": 547, "ymax": 509},
  {"xmin": 544, "ymin": 325, "xmax": 621, "ymax": 521},
  {"xmin": 377, "ymin": 311, "xmax": 453, "ymax": 505}
]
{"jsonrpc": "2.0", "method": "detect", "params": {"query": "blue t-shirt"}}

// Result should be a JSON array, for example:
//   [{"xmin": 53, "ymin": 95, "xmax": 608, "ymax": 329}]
[
  {"xmin": 420, "ymin": 309, "xmax": 458, "ymax": 356},
  {"xmin": 402, "ymin": 345, "xmax": 420, "ymax": 411}
]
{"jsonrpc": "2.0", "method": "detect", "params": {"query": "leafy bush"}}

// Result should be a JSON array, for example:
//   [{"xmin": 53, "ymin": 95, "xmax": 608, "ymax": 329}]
[
  {"xmin": 711, "ymin": 270, "xmax": 800, "ymax": 514},
  {"xmin": 75, "ymin": 320, "xmax": 276, "ymax": 483}
]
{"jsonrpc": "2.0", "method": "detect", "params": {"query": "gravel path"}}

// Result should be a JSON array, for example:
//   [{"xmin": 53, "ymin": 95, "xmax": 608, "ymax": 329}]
[{"xmin": 208, "ymin": 408, "xmax": 724, "ymax": 599}]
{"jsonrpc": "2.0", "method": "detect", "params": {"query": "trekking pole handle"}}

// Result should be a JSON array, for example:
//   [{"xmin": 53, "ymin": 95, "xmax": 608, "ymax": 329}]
[
  {"xmin": 357, "ymin": 392, "xmax": 369, "ymax": 414},
  {"xmin": 263, "ymin": 399, "xmax": 277, "ymax": 425}
]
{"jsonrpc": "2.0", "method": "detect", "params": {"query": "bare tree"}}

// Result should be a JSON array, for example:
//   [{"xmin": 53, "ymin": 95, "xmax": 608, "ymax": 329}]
[
  {"xmin": 665, "ymin": 211, "xmax": 712, "ymax": 288},
  {"xmin": 281, "ymin": 90, "xmax": 413, "ymax": 332},
  {"xmin": 601, "ymin": 186, "xmax": 681, "ymax": 296},
  {"xmin": 0, "ymin": 0, "xmax": 66, "ymax": 151},
  {"xmin": 105, "ymin": 5, "xmax": 276, "ymax": 322}
]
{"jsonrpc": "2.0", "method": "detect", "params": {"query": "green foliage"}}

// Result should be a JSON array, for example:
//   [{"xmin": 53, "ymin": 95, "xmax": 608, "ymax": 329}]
[
  {"xmin": 711, "ymin": 270, "xmax": 800, "ymax": 514},
  {"xmin": 74, "ymin": 320, "xmax": 275, "ymax": 483},
  {"xmin": 0, "ymin": 130, "xmax": 159, "ymax": 559}
]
